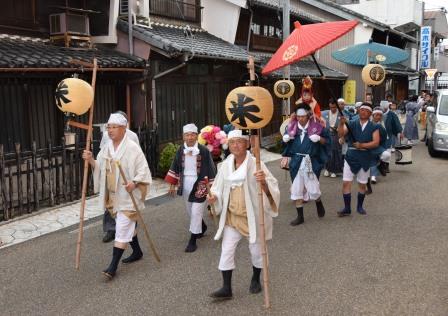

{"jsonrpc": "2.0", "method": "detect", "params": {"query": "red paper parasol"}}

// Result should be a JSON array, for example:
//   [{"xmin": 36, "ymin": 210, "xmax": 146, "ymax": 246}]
[{"xmin": 262, "ymin": 20, "xmax": 358, "ymax": 75}]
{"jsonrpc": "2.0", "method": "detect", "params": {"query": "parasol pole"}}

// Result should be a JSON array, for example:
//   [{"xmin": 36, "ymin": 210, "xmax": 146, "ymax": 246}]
[
  {"xmin": 311, "ymin": 54, "xmax": 354, "ymax": 138},
  {"xmin": 247, "ymin": 56, "xmax": 271, "ymax": 309},
  {"xmin": 75, "ymin": 58, "xmax": 98, "ymax": 270},
  {"xmin": 365, "ymin": 49, "xmax": 370, "ymax": 102},
  {"xmin": 282, "ymin": 0, "xmax": 291, "ymax": 116}
]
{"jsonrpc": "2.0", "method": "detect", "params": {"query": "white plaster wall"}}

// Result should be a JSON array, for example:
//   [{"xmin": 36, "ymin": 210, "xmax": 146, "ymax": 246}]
[
  {"xmin": 354, "ymin": 24, "xmax": 373, "ymax": 44},
  {"xmin": 202, "ymin": 0, "xmax": 245, "ymax": 43},
  {"xmin": 92, "ymin": 0, "xmax": 119, "ymax": 44},
  {"xmin": 344, "ymin": 0, "xmax": 423, "ymax": 27}
]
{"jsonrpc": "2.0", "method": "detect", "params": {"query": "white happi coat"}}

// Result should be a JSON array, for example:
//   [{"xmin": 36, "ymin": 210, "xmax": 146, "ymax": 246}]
[
  {"xmin": 93, "ymin": 135, "xmax": 152, "ymax": 213},
  {"xmin": 211, "ymin": 152, "xmax": 280, "ymax": 244}
]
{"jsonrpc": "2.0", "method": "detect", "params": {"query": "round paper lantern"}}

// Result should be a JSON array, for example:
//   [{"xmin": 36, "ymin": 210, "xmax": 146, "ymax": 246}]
[
  {"xmin": 362, "ymin": 64, "xmax": 386, "ymax": 86},
  {"xmin": 225, "ymin": 86, "xmax": 274, "ymax": 129},
  {"xmin": 274, "ymin": 79, "xmax": 295, "ymax": 99},
  {"xmin": 55, "ymin": 78, "xmax": 94, "ymax": 115}
]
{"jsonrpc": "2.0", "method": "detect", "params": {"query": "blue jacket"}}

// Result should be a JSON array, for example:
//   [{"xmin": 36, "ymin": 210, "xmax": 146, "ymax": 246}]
[
  {"xmin": 282, "ymin": 127, "xmax": 330, "ymax": 180},
  {"xmin": 369, "ymin": 123, "xmax": 388, "ymax": 163},
  {"xmin": 383, "ymin": 110, "xmax": 403, "ymax": 138},
  {"xmin": 345, "ymin": 119, "xmax": 379, "ymax": 173}
]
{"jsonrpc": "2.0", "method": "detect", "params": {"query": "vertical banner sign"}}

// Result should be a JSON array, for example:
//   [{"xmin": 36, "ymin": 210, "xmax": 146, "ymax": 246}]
[
  {"xmin": 420, "ymin": 26, "xmax": 431, "ymax": 69},
  {"xmin": 343, "ymin": 80, "xmax": 356, "ymax": 104}
]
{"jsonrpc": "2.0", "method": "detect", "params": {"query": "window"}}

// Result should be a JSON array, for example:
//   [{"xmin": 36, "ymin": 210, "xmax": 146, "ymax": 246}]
[
  {"xmin": 251, "ymin": 23, "xmax": 261, "ymax": 35},
  {"xmin": 439, "ymin": 96, "xmax": 448, "ymax": 116}
]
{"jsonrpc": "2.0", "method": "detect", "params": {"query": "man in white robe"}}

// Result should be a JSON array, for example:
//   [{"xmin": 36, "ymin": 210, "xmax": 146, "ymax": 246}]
[
  {"xmin": 207, "ymin": 130, "xmax": 280, "ymax": 300},
  {"xmin": 83, "ymin": 112, "xmax": 152, "ymax": 279},
  {"xmin": 99, "ymin": 111, "xmax": 141, "ymax": 243}
]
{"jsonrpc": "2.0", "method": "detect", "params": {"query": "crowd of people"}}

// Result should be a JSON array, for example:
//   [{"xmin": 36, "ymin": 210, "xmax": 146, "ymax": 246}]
[{"xmin": 75, "ymin": 84, "xmax": 422, "ymax": 302}]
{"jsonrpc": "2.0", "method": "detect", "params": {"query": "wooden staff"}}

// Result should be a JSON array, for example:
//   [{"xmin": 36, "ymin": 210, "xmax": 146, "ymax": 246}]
[
  {"xmin": 252, "ymin": 131, "xmax": 271, "ymax": 309},
  {"xmin": 75, "ymin": 58, "xmax": 98, "ymax": 270},
  {"xmin": 247, "ymin": 56, "xmax": 271, "ymax": 308},
  {"xmin": 204, "ymin": 176, "xmax": 218, "ymax": 227},
  {"xmin": 116, "ymin": 161, "xmax": 161, "ymax": 263}
]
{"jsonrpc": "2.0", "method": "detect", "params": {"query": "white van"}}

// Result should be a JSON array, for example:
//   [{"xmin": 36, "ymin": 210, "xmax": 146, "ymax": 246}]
[{"xmin": 426, "ymin": 89, "xmax": 448, "ymax": 157}]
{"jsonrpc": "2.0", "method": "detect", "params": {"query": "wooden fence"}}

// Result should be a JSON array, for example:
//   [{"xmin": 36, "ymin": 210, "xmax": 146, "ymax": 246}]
[{"xmin": 0, "ymin": 127, "xmax": 158, "ymax": 222}]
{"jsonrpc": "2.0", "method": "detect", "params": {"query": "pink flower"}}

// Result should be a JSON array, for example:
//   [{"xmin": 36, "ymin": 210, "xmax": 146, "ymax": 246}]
[{"xmin": 206, "ymin": 144, "xmax": 214, "ymax": 152}]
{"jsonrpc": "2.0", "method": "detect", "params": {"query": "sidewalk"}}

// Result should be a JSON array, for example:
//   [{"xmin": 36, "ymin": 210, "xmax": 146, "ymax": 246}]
[{"xmin": 0, "ymin": 149, "xmax": 281, "ymax": 249}]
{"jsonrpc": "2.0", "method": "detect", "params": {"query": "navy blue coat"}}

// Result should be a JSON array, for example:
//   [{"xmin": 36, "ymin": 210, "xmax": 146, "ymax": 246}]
[
  {"xmin": 383, "ymin": 111, "xmax": 403, "ymax": 138},
  {"xmin": 345, "ymin": 119, "xmax": 379, "ymax": 173},
  {"xmin": 282, "ymin": 127, "xmax": 330, "ymax": 180}
]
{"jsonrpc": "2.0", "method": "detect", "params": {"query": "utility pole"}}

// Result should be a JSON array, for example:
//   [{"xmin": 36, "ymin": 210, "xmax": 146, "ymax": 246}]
[
  {"xmin": 128, "ymin": 0, "xmax": 134, "ymax": 55},
  {"xmin": 282, "ymin": 0, "xmax": 291, "ymax": 115}
]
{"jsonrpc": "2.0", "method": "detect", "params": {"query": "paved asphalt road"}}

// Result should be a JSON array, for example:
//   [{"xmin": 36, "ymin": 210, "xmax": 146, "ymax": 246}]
[{"xmin": 1, "ymin": 142, "xmax": 447, "ymax": 316}]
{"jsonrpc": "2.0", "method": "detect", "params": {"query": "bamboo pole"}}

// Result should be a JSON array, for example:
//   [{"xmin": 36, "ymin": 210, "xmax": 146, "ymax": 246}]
[
  {"xmin": 116, "ymin": 162, "xmax": 161, "ymax": 263},
  {"xmin": 246, "ymin": 55, "xmax": 271, "ymax": 308},
  {"xmin": 75, "ymin": 58, "xmax": 98, "ymax": 270},
  {"xmin": 253, "ymin": 132, "xmax": 271, "ymax": 309}
]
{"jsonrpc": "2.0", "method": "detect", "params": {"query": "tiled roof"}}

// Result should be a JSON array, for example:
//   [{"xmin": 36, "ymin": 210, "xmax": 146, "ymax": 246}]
[
  {"xmin": 385, "ymin": 63, "xmax": 418, "ymax": 76},
  {"xmin": 251, "ymin": 0, "xmax": 324, "ymax": 23},
  {"xmin": 0, "ymin": 34, "xmax": 145, "ymax": 69},
  {"xmin": 117, "ymin": 19, "xmax": 249, "ymax": 62},
  {"xmin": 254, "ymin": 52, "xmax": 347, "ymax": 79}
]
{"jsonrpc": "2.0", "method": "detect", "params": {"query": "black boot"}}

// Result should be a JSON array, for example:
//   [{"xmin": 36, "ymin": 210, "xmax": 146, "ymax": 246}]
[
  {"xmin": 102, "ymin": 247, "xmax": 124, "ymax": 279},
  {"xmin": 185, "ymin": 233, "xmax": 198, "ymax": 253},
  {"xmin": 366, "ymin": 178, "xmax": 373, "ymax": 195},
  {"xmin": 290, "ymin": 207, "xmax": 304, "ymax": 226},
  {"xmin": 197, "ymin": 220, "xmax": 208, "ymax": 239},
  {"xmin": 316, "ymin": 200, "xmax": 325, "ymax": 218},
  {"xmin": 385, "ymin": 162, "xmax": 390, "ymax": 173},
  {"xmin": 122, "ymin": 235, "xmax": 143, "ymax": 264},
  {"xmin": 378, "ymin": 161, "xmax": 387, "ymax": 176},
  {"xmin": 249, "ymin": 266, "xmax": 262, "ymax": 294},
  {"xmin": 102, "ymin": 231, "xmax": 115, "ymax": 243},
  {"xmin": 210, "ymin": 270, "xmax": 233, "ymax": 300}
]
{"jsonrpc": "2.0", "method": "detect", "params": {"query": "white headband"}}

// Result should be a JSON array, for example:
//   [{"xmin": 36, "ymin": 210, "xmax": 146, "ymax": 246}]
[
  {"xmin": 337, "ymin": 98, "xmax": 345, "ymax": 103},
  {"xmin": 354, "ymin": 102, "xmax": 363, "ymax": 108},
  {"xmin": 228, "ymin": 129, "xmax": 249, "ymax": 140},
  {"xmin": 296, "ymin": 108, "xmax": 308, "ymax": 116},
  {"xmin": 183, "ymin": 123, "xmax": 198, "ymax": 134},
  {"xmin": 107, "ymin": 113, "xmax": 127, "ymax": 126},
  {"xmin": 372, "ymin": 108, "xmax": 383, "ymax": 115},
  {"xmin": 359, "ymin": 105, "xmax": 373, "ymax": 112}
]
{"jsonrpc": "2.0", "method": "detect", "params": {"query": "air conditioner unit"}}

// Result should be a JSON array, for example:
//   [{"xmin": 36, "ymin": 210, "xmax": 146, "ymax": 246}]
[{"xmin": 49, "ymin": 13, "xmax": 90, "ymax": 36}]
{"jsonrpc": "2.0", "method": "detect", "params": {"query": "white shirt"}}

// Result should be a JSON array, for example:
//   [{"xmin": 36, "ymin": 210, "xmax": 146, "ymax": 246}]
[
  {"xmin": 360, "ymin": 120, "xmax": 368, "ymax": 132},
  {"xmin": 184, "ymin": 154, "xmax": 197, "ymax": 176},
  {"xmin": 329, "ymin": 111, "xmax": 338, "ymax": 127},
  {"xmin": 298, "ymin": 122, "xmax": 309, "ymax": 142}
]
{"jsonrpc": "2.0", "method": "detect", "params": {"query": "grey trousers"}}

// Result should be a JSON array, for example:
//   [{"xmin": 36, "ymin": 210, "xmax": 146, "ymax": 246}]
[{"xmin": 103, "ymin": 210, "xmax": 116, "ymax": 233}]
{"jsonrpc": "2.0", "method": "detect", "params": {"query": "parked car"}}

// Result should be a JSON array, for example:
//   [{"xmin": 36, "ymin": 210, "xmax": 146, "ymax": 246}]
[{"xmin": 426, "ymin": 89, "xmax": 448, "ymax": 157}]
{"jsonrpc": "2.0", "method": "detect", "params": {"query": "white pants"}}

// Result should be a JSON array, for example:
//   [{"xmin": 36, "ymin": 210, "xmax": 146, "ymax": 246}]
[
  {"xmin": 218, "ymin": 225, "xmax": 263, "ymax": 271},
  {"xmin": 342, "ymin": 160, "xmax": 370, "ymax": 184},
  {"xmin": 380, "ymin": 149, "xmax": 391, "ymax": 163},
  {"xmin": 115, "ymin": 212, "xmax": 136, "ymax": 243},
  {"xmin": 183, "ymin": 175, "xmax": 206, "ymax": 234}
]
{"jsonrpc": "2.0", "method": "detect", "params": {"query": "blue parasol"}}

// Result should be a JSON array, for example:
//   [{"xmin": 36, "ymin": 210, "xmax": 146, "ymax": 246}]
[{"xmin": 332, "ymin": 39, "xmax": 409, "ymax": 66}]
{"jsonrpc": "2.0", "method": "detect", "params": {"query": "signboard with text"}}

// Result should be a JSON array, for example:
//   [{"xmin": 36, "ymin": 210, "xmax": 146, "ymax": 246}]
[
  {"xmin": 420, "ymin": 26, "xmax": 431, "ymax": 69},
  {"xmin": 343, "ymin": 80, "xmax": 356, "ymax": 105}
]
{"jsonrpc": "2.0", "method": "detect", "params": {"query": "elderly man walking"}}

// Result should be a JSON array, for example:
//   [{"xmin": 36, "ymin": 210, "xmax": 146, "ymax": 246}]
[
  {"xmin": 83, "ymin": 112, "xmax": 152, "ymax": 278},
  {"xmin": 207, "ymin": 130, "xmax": 280, "ymax": 300},
  {"xmin": 165, "ymin": 123, "xmax": 216, "ymax": 253}
]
